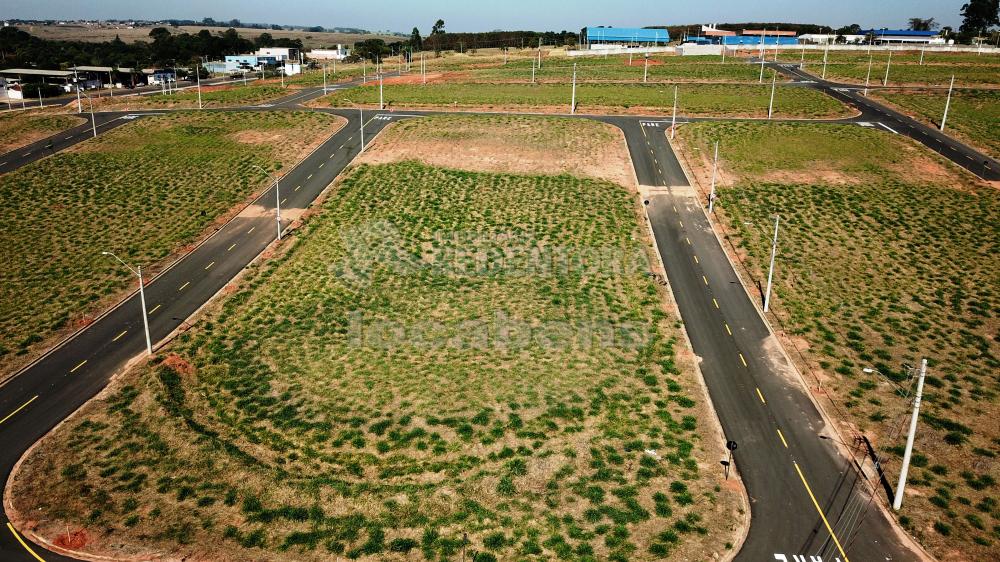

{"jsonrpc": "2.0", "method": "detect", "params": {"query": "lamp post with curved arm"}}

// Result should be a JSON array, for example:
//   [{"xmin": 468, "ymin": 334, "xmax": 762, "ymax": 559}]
[
  {"xmin": 101, "ymin": 251, "xmax": 152, "ymax": 356},
  {"xmin": 251, "ymin": 164, "xmax": 282, "ymax": 240},
  {"xmin": 79, "ymin": 90, "xmax": 97, "ymax": 137}
]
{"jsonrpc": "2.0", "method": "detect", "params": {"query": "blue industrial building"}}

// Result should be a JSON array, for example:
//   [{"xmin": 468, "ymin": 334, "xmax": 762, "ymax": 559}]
[
  {"xmin": 720, "ymin": 36, "xmax": 798, "ymax": 46},
  {"xmin": 581, "ymin": 27, "xmax": 671, "ymax": 47}
]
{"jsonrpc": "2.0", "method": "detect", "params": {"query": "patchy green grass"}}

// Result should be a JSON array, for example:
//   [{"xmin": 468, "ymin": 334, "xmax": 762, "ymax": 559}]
[
  {"xmin": 874, "ymin": 89, "xmax": 1000, "ymax": 160},
  {"xmin": 0, "ymin": 111, "xmax": 85, "ymax": 153},
  {"xmin": 678, "ymin": 121, "xmax": 1000, "ymax": 561},
  {"xmin": 316, "ymin": 78, "xmax": 851, "ymax": 118},
  {"xmin": 0, "ymin": 110, "xmax": 341, "ymax": 375},
  {"xmin": 95, "ymin": 84, "xmax": 290, "ymax": 110},
  {"xmin": 463, "ymin": 55, "xmax": 770, "ymax": 83},
  {"xmin": 13, "ymin": 160, "xmax": 738, "ymax": 560}
]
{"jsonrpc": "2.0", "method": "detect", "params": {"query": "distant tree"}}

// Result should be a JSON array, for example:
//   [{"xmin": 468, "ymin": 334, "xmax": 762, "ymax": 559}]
[
  {"xmin": 908, "ymin": 17, "xmax": 939, "ymax": 31},
  {"xmin": 307, "ymin": 26, "xmax": 325, "ymax": 32},
  {"xmin": 353, "ymin": 38, "xmax": 389, "ymax": 62},
  {"xmin": 431, "ymin": 19, "xmax": 445, "ymax": 35},
  {"xmin": 836, "ymin": 23, "xmax": 862, "ymax": 35},
  {"xmin": 270, "ymin": 24, "xmax": 282, "ymax": 30},
  {"xmin": 229, "ymin": 19, "xmax": 242, "ymax": 28},
  {"xmin": 960, "ymin": 0, "xmax": 1000, "ymax": 33},
  {"xmin": 409, "ymin": 27, "xmax": 423, "ymax": 50},
  {"xmin": 255, "ymin": 32, "xmax": 275, "ymax": 48}
]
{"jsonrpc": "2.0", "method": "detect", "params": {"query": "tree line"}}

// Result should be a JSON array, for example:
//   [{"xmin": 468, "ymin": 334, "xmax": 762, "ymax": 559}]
[{"xmin": 0, "ymin": 26, "xmax": 303, "ymax": 70}]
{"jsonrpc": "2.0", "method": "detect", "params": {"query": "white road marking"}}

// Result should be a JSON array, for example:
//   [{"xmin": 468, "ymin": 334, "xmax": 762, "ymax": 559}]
[{"xmin": 878, "ymin": 122, "xmax": 900, "ymax": 134}]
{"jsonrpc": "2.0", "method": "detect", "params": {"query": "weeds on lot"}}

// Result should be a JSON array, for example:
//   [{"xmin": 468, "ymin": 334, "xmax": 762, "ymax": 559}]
[
  {"xmin": 0, "ymin": 110, "xmax": 339, "ymax": 374},
  {"xmin": 318, "ymin": 80, "xmax": 850, "ymax": 118},
  {"xmin": 0, "ymin": 111, "xmax": 85, "ymax": 153},
  {"xmin": 874, "ymin": 89, "xmax": 1000, "ymax": 160},
  {"xmin": 17, "ymin": 161, "xmax": 731, "ymax": 560},
  {"xmin": 680, "ymin": 121, "xmax": 1000, "ymax": 561},
  {"xmin": 96, "ymin": 84, "xmax": 289, "ymax": 110},
  {"xmin": 773, "ymin": 50, "xmax": 1000, "ymax": 86}
]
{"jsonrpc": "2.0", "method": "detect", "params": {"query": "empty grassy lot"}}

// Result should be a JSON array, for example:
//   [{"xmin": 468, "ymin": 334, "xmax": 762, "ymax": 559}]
[
  {"xmin": 92, "ymin": 83, "xmax": 289, "ymax": 110},
  {"xmin": 873, "ymin": 89, "xmax": 1000, "ymax": 160},
  {"xmin": 13, "ymin": 116, "xmax": 742, "ymax": 561},
  {"xmin": 0, "ymin": 111, "xmax": 342, "ymax": 376},
  {"xmin": 451, "ymin": 55, "xmax": 772, "ymax": 83},
  {"xmin": 676, "ymin": 121, "xmax": 1000, "ymax": 561},
  {"xmin": 0, "ymin": 111, "xmax": 85, "ymax": 154},
  {"xmin": 771, "ymin": 49, "xmax": 1000, "ymax": 86},
  {"xmin": 315, "ymin": 79, "xmax": 851, "ymax": 118}
]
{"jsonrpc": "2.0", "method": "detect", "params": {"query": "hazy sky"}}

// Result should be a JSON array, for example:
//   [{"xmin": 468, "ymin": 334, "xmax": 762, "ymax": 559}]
[{"xmin": 5, "ymin": 0, "xmax": 968, "ymax": 33}]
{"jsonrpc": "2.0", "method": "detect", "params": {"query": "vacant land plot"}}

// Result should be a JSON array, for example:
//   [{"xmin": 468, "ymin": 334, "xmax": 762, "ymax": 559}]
[
  {"xmin": 356, "ymin": 114, "xmax": 635, "ymax": 187},
  {"xmin": 822, "ymin": 61, "xmax": 1000, "ymax": 87},
  {"xmin": 315, "ymin": 80, "xmax": 851, "ymax": 118},
  {"xmin": 13, "ymin": 117, "xmax": 742, "ymax": 561},
  {"xmin": 874, "ymin": 89, "xmax": 1000, "ymax": 160},
  {"xmin": 91, "ymin": 84, "xmax": 289, "ymax": 110},
  {"xmin": 0, "ymin": 111, "xmax": 85, "ymax": 154},
  {"xmin": 0, "ymin": 110, "xmax": 342, "ymax": 376},
  {"xmin": 676, "ymin": 121, "xmax": 1000, "ymax": 560},
  {"xmin": 463, "ymin": 56, "xmax": 771, "ymax": 83}
]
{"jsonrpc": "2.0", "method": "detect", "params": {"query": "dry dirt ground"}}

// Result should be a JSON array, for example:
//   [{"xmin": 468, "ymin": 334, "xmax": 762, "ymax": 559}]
[
  {"xmin": 356, "ymin": 113, "xmax": 636, "ymax": 189},
  {"xmin": 14, "ymin": 23, "xmax": 400, "ymax": 49}
]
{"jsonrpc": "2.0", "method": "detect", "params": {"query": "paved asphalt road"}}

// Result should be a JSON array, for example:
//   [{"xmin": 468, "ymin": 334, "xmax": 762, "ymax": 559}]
[
  {"xmin": 0, "ymin": 70, "xmax": 977, "ymax": 560},
  {"xmin": 608, "ymin": 116, "xmax": 918, "ymax": 561},
  {"xmin": 0, "ymin": 75, "xmax": 244, "ymax": 112},
  {"xmin": 763, "ymin": 59, "xmax": 1000, "ymax": 181}
]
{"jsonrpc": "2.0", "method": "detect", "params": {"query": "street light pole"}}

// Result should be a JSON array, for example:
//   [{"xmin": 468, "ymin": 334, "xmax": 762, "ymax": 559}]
[
  {"xmin": 379, "ymin": 70, "xmax": 384, "ymax": 110},
  {"xmin": 81, "ymin": 91, "xmax": 97, "ymax": 137},
  {"xmin": 323, "ymin": 64, "xmax": 328, "ymax": 94},
  {"xmin": 644, "ymin": 55, "xmax": 649, "ymax": 83},
  {"xmin": 863, "ymin": 54, "xmax": 873, "ymax": 97},
  {"xmin": 251, "ymin": 165, "xmax": 282, "ymax": 241},
  {"xmin": 941, "ymin": 75, "xmax": 955, "ymax": 131},
  {"xmin": 883, "ymin": 49, "xmax": 892, "ymax": 86},
  {"xmin": 767, "ymin": 72, "xmax": 776, "ymax": 119},
  {"xmin": 763, "ymin": 214, "xmax": 780, "ymax": 313},
  {"xmin": 708, "ymin": 141, "xmax": 719, "ymax": 213},
  {"xmin": 196, "ymin": 63, "xmax": 203, "ymax": 110},
  {"xmin": 670, "ymin": 85, "xmax": 678, "ymax": 140},
  {"xmin": 570, "ymin": 63, "xmax": 576, "ymax": 114},
  {"xmin": 893, "ymin": 358, "xmax": 927, "ymax": 511},
  {"xmin": 101, "ymin": 252, "xmax": 152, "ymax": 356}
]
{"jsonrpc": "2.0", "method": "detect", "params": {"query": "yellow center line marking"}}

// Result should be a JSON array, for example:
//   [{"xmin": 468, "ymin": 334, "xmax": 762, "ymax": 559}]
[
  {"xmin": 756, "ymin": 387, "xmax": 765, "ymax": 404},
  {"xmin": 70, "ymin": 359, "xmax": 87, "ymax": 373},
  {"xmin": 112, "ymin": 330, "xmax": 128, "ymax": 342},
  {"xmin": 319, "ymin": 163, "xmax": 325, "ymax": 168},
  {"xmin": 247, "ymin": 226, "xmax": 256, "ymax": 234},
  {"xmin": 0, "ymin": 396, "xmax": 39, "ymax": 425},
  {"xmin": 725, "ymin": 323, "xmax": 732, "ymax": 335},
  {"xmin": 281, "ymin": 198, "xmax": 287, "ymax": 205},
  {"xmin": 713, "ymin": 298, "xmax": 719, "ymax": 309},
  {"xmin": 672, "ymin": 205, "xmax": 677, "ymax": 212},
  {"xmin": 739, "ymin": 353, "xmax": 748, "ymax": 367},
  {"xmin": 793, "ymin": 462, "xmax": 851, "ymax": 562},
  {"xmin": 678, "ymin": 220, "xmax": 683, "ymax": 227},
  {"xmin": 307, "ymin": 173, "xmax": 313, "ymax": 179},
  {"xmin": 205, "ymin": 261, "xmax": 215, "ymax": 270},
  {"xmin": 702, "ymin": 275, "xmax": 709, "ymax": 286},
  {"xmin": 149, "ymin": 304, "xmax": 161, "ymax": 314},
  {"xmin": 777, "ymin": 428, "xmax": 788, "ymax": 448},
  {"xmin": 6, "ymin": 522, "xmax": 46, "ymax": 561},
  {"xmin": 685, "ymin": 237, "xmax": 691, "ymax": 245},
  {"xmin": 295, "ymin": 185, "xmax": 301, "ymax": 191},
  {"xmin": 693, "ymin": 255, "xmax": 699, "ymax": 264},
  {"xmin": 227, "ymin": 243, "xmax": 236, "ymax": 251},
  {"xmin": 329, "ymin": 153, "xmax": 335, "ymax": 159},
  {"xmin": 178, "ymin": 281, "xmax": 190, "ymax": 291}
]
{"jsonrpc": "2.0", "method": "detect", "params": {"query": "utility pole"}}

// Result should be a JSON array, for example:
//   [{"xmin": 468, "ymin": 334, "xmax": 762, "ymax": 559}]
[
  {"xmin": 422, "ymin": 52, "xmax": 426, "ymax": 85},
  {"xmin": 570, "ymin": 63, "xmax": 576, "ymax": 114},
  {"xmin": 379, "ymin": 71, "xmax": 384, "ymax": 110},
  {"xmin": 822, "ymin": 43, "xmax": 829, "ymax": 79},
  {"xmin": 531, "ymin": 59, "xmax": 536, "ymax": 83},
  {"xmin": 863, "ymin": 54, "xmax": 873, "ymax": 97},
  {"xmin": 767, "ymin": 72, "xmax": 776, "ymax": 119},
  {"xmin": 323, "ymin": 64, "xmax": 327, "ymax": 94},
  {"xmin": 196, "ymin": 64, "xmax": 203, "ymax": 109},
  {"xmin": 941, "ymin": 75, "xmax": 955, "ymax": 131},
  {"xmin": 883, "ymin": 49, "xmax": 892, "ymax": 86},
  {"xmin": 919, "ymin": 48, "xmax": 924, "ymax": 65},
  {"xmin": 763, "ymin": 215, "xmax": 779, "ymax": 313},
  {"xmin": 359, "ymin": 107, "xmax": 365, "ymax": 152},
  {"xmin": 708, "ymin": 141, "xmax": 719, "ymax": 213},
  {"xmin": 893, "ymin": 358, "xmax": 927, "ymax": 511},
  {"xmin": 644, "ymin": 55, "xmax": 648, "ymax": 83},
  {"xmin": 538, "ymin": 37, "xmax": 542, "ymax": 69},
  {"xmin": 759, "ymin": 49, "xmax": 766, "ymax": 83},
  {"xmin": 670, "ymin": 85, "xmax": 678, "ymax": 140}
]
